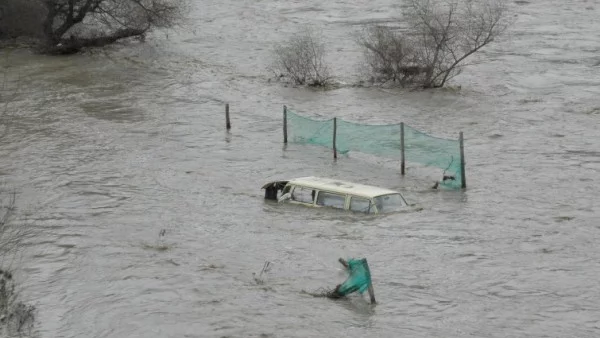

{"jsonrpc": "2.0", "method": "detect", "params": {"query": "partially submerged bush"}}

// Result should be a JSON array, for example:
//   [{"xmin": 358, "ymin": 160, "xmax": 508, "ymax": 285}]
[
  {"xmin": 270, "ymin": 27, "xmax": 333, "ymax": 87},
  {"xmin": 1, "ymin": 269, "xmax": 35, "ymax": 335},
  {"xmin": 356, "ymin": 25, "xmax": 426, "ymax": 86},
  {"xmin": 357, "ymin": 0, "xmax": 510, "ymax": 88}
]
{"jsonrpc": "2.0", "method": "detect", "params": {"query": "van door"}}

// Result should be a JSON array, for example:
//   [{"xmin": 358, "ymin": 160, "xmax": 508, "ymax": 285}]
[{"xmin": 261, "ymin": 180, "xmax": 289, "ymax": 200}]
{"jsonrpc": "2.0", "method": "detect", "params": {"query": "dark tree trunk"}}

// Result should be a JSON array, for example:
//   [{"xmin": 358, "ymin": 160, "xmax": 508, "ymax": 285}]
[{"xmin": 41, "ymin": 0, "xmax": 102, "ymax": 46}]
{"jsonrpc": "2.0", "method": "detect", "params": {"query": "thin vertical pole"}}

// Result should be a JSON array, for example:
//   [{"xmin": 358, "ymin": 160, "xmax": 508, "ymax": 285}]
[
  {"xmin": 367, "ymin": 284, "xmax": 376, "ymax": 304},
  {"xmin": 400, "ymin": 122, "xmax": 405, "ymax": 175},
  {"xmin": 225, "ymin": 103, "xmax": 231, "ymax": 130},
  {"xmin": 333, "ymin": 117, "xmax": 337, "ymax": 159},
  {"xmin": 364, "ymin": 258, "xmax": 376, "ymax": 304},
  {"xmin": 283, "ymin": 105, "xmax": 288, "ymax": 143},
  {"xmin": 459, "ymin": 131, "xmax": 466, "ymax": 189}
]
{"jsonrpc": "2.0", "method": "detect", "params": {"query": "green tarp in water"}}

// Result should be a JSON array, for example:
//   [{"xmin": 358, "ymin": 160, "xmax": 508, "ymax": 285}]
[{"xmin": 337, "ymin": 258, "xmax": 372, "ymax": 297}]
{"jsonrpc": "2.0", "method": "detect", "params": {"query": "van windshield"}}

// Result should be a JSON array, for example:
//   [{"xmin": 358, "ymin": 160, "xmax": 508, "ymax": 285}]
[{"xmin": 373, "ymin": 194, "xmax": 407, "ymax": 213}]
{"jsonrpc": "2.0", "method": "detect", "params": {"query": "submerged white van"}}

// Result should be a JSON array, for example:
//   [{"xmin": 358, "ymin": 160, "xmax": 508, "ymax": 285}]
[{"xmin": 262, "ymin": 176, "xmax": 408, "ymax": 214}]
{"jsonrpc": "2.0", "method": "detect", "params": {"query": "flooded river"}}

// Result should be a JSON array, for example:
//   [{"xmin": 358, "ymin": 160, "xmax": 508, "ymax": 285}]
[{"xmin": 1, "ymin": 0, "xmax": 599, "ymax": 337}]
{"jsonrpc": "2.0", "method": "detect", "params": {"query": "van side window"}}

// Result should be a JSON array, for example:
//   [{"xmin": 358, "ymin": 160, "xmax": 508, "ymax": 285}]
[
  {"xmin": 349, "ymin": 197, "xmax": 373, "ymax": 214},
  {"xmin": 316, "ymin": 191, "xmax": 346, "ymax": 209},
  {"xmin": 291, "ymin": 186, "xmax": 315, "ymax": 204}
]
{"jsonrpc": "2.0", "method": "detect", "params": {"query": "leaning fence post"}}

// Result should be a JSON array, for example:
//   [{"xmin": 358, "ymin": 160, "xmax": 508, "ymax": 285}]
[
  {"xmin": 364, "ymin": 258, "xmax": 376, "ymax": 304},
  {"xmin": 333, "ymin": 117, "xmax": 337, "ymax": 159},
  {"xmin": 283, "ymin": 105, "xmax": 288, "ymax": 144},
  {"xmin": 459, "ymin": 131, "xmax": 466, "ymax": 189},
  {"xmin": 400, "ymin": 122, "xmax": 405, "ymax": 175},
  {"xmin": 367, "ymin": 284, "xmax": 376, "ymax": 304},
  {"xmin": 225, "ymin": 103, "xmax": 231, "ymax": 130}
]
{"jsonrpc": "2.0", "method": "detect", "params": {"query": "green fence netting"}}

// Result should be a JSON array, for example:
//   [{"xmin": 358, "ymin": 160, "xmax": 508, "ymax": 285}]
[
  {"xmin": 286, "ymin": 110, "xmax": 335, "ymax": 148},
  {"xmin": 286, "ymin": 109, "xmax": 463, "ymax": 189}
]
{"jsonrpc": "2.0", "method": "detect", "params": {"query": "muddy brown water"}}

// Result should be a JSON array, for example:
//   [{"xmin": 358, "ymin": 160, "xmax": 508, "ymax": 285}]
[{"xmin": 1, "ymin": 0, "xmax": 599, "ymax": 337}]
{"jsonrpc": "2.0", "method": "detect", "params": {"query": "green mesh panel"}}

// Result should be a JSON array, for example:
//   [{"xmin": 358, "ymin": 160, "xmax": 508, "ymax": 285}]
[
  {"xmin": 287, "ymin": 109, "xmax": 462, "ymax": 189},
  {"xmin": 287, "ymin": 111, "xmax": 334, "ymax": 148},
  {"xmin": 337, "ymin": 258, "xmax": 372, "ymax": 296},
  {"xmin": 404, "ymin": 125, "xmax": 462, "ymax": 189},
  {"xmin": 336, "ymin": 119, "xmax": 402, "ymax": 157}
]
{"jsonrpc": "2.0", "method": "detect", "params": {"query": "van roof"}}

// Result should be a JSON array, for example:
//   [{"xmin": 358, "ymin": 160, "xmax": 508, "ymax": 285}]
[{"xmin": 287, "ymin": 176, "xmax": 400, "ymax": 198}]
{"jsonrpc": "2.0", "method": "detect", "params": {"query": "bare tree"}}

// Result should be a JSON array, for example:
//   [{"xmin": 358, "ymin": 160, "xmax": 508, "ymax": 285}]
[
  {"xmin": 270, "ymin": 27, "xmax": 333, "ymax": 87},
  {"xmin": 1, "ymin": 0, "xmax": 187, "ymax": 54},
  {"xmin": 357, "ymin": 0, "xmax": 510, "ymax": 88},
  {"xmin": 41, "ymin": 0, "xmax": 187, "ymax": 54}
]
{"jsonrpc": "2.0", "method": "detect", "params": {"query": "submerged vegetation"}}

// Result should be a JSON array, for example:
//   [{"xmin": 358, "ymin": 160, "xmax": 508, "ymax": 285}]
[
  {"xmin": 141, "ymin": 229, "xmax": 172, "ymax": 252},
  {"xmin": 0, "ymin": 188, "xmax": 36, "ymax": 336},
  {"xmin": 357, "ymin": 0, "xmax": 509, "ymax": 88},
  {"xmin": 269, "ymin": 27, "xmax": 333, "ymax": 87},
  {"xmin": 0, "ymin": 64, "xmax": 36, "ymax": 336},
  {"xmin": 1, "ymin": 0, "xmax": 509, "ymax": 88},
  {"xmin": 272, "ymin": 0, "xmax": 510, "ymax": 88}
]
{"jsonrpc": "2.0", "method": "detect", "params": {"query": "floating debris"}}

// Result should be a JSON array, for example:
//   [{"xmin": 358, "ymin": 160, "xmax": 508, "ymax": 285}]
[
  {"xmin": 554, "ymin": 216, "xmax": 575, "ymax": 222},
  {"xmin": 252, "ymin": 261, "xmax": 271, "ymax": 284}
]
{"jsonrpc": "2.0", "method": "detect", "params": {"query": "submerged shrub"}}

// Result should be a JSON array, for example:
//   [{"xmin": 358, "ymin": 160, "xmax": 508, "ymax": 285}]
[
  {"xmin": 0, "ymin": 188, "xmax": 35, "ymax": 336},
  {"xmin": 357, "ymin": 0, "xmax": 510, "ymax": 88},
  {"xmin": 0, "ymin": 269, "xmax": 35, "ymax": 336},
  {"xmin": 270, "ymin": 26, "xmax": 333, "ymax": 87}
]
